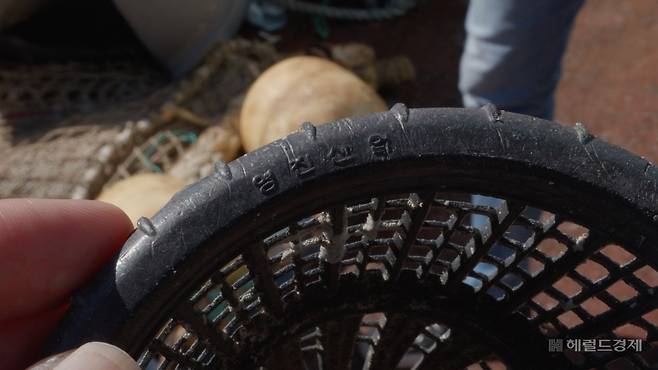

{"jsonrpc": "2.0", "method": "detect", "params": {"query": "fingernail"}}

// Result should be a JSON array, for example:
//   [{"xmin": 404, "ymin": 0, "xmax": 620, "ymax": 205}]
[
  {"xmin": 27, "ymin": 349, "xmax": 74, "ymax": 370},
  {"xmin": 53, "ymin": 342, "xmax": 139, "ymax": 370}
]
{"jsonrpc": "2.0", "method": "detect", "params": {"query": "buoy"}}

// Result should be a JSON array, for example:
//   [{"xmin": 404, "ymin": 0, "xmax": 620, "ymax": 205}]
[
  {"xmin": 240, "ymin": 56, "xmax": 387, "ymax": 151},
  {"xmin": 97, "ymin": 173, "xmax": 185, "ymax": 226}
]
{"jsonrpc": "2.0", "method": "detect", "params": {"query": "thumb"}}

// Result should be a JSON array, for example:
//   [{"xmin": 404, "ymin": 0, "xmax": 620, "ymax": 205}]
[{"xmin": 28, "ymin": 342, "xmax": 139, "ymax": 370}]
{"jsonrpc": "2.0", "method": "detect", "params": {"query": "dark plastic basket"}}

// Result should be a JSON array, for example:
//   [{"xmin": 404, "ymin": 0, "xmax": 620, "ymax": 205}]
[{"xmin": 46, "ymin": 105, "xmax": 658, "ymax": 369}]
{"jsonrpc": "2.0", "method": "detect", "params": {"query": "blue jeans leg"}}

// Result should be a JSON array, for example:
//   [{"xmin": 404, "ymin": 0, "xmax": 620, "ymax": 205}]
[{"xmin": 459, "ymin": 0, "xmax": 584, "ymax": 120}]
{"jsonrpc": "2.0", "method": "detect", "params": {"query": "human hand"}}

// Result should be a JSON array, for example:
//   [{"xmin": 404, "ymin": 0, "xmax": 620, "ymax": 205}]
[{"xmin": 0, "ymin": 199, "xmax": 139, "ymax": 370}]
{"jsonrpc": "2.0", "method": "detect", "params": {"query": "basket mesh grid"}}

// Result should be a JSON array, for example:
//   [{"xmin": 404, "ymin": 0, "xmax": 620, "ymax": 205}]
[{"xmin": 133, "ymin": 192, "xmax": 658, "ymax": 370}]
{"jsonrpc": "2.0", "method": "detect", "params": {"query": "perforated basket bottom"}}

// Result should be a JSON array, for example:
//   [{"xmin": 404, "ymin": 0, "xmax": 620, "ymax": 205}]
[{"xmin": 133, "ymin": 191, "xmax": 658, "ymax": 370}]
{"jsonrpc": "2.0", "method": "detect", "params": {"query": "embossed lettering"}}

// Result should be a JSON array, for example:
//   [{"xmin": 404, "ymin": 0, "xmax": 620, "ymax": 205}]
[
  {"xmin": 252, "ymin": 170, "xmax": 278, "ymax": 195},
  {"xmin": 328, "ymin": 145, "xmax": 354, "ymax": 166},
  {"xmin": 369, "ymin": 134, "xmax": 390, "ymax": 158},
  {"xmin": 289, "ymin": 155, "xmax": 315, "ymax": 178}
]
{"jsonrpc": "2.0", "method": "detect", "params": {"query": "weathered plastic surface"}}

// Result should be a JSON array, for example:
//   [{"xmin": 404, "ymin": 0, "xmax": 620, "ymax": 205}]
[{"xmin": 46, "ymin": 105, "xmax": 658, "ymax": 369}]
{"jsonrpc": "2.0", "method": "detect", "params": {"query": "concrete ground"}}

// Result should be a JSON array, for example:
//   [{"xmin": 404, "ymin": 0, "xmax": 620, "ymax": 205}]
[{"xmin": 556, "ymin": 0, "xmax": 658, "ymax": 163}]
